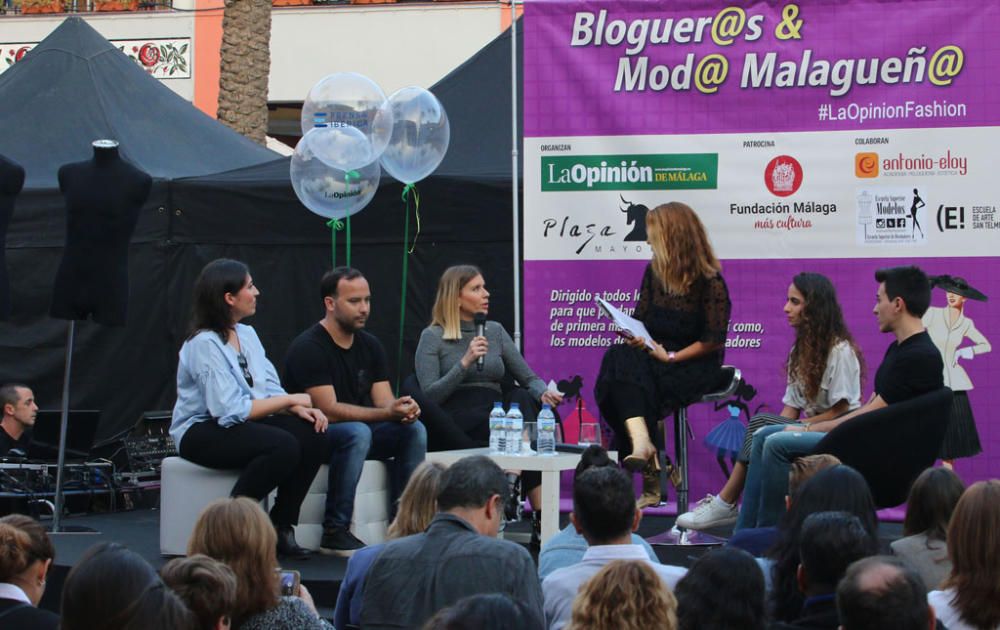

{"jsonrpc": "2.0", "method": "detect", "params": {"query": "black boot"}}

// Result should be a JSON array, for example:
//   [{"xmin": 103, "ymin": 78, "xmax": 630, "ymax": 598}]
[
  {"xmin": 504, "ymin": 473, "xmax": 523, "ymax": 522},
  {"xmin": 276, "ymin": 525, "xmax": 312, "ymax": 559}
]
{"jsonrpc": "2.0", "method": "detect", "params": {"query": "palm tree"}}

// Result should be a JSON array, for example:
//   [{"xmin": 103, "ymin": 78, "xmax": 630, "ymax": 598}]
[{"xmin": 216, "ymin": 0, "xmax": 272, "ymax": 145}]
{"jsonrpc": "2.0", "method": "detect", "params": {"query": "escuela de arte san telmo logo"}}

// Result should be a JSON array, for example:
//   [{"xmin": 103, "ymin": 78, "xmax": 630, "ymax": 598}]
[{"xmin": 539, "ymin": 153, "xmax": 718, "ymax": 255}]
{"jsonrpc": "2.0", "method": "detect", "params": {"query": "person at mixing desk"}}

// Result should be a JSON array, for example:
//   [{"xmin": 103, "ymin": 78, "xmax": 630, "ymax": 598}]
[{"xmin": 0, "ymin": 384, "xmax": 38, "ymax": 458}]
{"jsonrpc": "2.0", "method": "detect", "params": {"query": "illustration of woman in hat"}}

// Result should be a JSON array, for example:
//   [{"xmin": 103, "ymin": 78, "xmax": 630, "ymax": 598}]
[{"xmin": 923, "ymin": 275, "xmax": 991, "ymax": 467}]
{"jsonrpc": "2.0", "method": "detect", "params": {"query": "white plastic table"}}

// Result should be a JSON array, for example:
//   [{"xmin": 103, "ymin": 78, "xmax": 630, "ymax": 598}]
[{"xmin": 425, "ymin": 447, "xmax": 583, "ymax": 545}]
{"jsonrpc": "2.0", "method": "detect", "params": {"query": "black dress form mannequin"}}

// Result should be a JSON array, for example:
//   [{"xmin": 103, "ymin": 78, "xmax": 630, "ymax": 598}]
[
  {"xmin": 0, "ymin": 155, "xmax": 26, "ymax": 321},
  {"xmin": 51, "ymin": 140, "xmax": 152, "ymax": 326}
]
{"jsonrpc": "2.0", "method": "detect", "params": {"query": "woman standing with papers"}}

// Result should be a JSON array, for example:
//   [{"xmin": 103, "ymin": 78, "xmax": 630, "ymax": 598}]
[{"xmin": 594, "ymin": 202, "xmax": 731, "ymax": 506}]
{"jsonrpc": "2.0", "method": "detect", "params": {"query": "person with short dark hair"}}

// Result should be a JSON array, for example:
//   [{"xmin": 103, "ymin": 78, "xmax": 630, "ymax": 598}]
[
  {"xmin": 0, "ymin": 383, "xmax": 38, "ymax": 457},
  {"xmin": 543, "ymin": 466, "xmax": 685, "ymax": 630},
  {"xmin": 837, "ymin": 556, "xmax": 935, "ymax": 630},
  {"xmin": 0, "ymin": 515, "xmax": 58, "ymax": 629},
  {"xmin": 160, "ymin": 554, "xmax": 237, "ymax": 630},
  {"xmin": 769, "ymin": 511, "xmax": 879, "ymax": 630},
  {"xmin": 892, "ymin": 467, "xmax": 965, "ymax": 590},
  {"xmin": 928, "ymin": 479, "xmax": 1000, "ymax": 630},
  {"xmin": 360, "ymin": 456, "xmax": 543, "ymax": 630},
  {"xmin": 283, "ymin": 266, "xmax": 426, "ymax": 556},
  {"xmin": 60, "ymin": 542, "xmax": 196, "ymax": 630},
  {"xmin": 422, "ymin": 593, "xmax": 544, "ymax": 630},
  {"xmin": 674, "ymin": 547, "xmax": 766, "ymax": 630},
  {"xmin": 737, "ymin": 265, "xmax": 943, "ymax": 530},
  {"xmin": 538, "ymin": 445, "xmax": 658, "ymax": 579},
  {"xmin": 766, "ymin": 465, "xmax": 880, "ymax": 624}
]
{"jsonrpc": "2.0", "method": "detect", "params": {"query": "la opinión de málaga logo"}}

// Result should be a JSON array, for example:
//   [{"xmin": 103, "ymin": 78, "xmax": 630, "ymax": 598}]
[{"xmin": 541, "ymin": 154, "xmax": 718, "ymax": 191}]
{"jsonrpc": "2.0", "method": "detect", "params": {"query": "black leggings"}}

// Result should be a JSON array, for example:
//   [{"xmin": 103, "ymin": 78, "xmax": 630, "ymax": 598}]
[{"xmin": 178, "ymin": 415, "xmax": 326, "ymax": 528}]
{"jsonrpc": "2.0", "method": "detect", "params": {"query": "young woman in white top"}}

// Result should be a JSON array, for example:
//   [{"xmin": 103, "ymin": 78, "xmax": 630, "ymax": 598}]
[{"xmin": 677, "ymin": 272, "xmax": 864, "ymax": 531}]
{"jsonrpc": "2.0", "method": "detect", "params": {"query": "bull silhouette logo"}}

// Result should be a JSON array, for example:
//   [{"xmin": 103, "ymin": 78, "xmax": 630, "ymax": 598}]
[{"xmin": 620, "ymin": 195, "xmax": 649, "ymax": 242}]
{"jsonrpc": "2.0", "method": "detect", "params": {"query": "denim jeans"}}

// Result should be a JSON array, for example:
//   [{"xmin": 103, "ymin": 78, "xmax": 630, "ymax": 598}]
[
  {"xmin": 735, "ymin": 424, "xmax": 824, "ymax": 530},
  {"xmin": 324, "ymin": 420, "xmax": 427, "ymax": 530}
]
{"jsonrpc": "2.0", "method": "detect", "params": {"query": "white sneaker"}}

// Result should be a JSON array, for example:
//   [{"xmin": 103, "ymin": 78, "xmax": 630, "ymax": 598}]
[{"xmin": 675, "ymin": 494, "xmax": 738, "ymax": 530}]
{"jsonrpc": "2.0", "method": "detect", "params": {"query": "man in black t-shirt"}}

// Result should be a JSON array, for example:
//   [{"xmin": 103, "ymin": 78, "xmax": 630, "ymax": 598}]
[
  {"xmin": 0, "ymin": 383, "xmax": 38, "ymax": 457},
  {"xmin": 738, "ymin": 266, "xmax": 944, "ymax": 529},
  {"xmin": 284, "ymin": 267, "xmax": 426, "ymax": 556}
]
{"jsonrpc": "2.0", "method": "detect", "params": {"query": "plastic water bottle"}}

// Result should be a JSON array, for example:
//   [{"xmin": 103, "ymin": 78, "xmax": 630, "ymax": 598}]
[
  {"xmin": 537, "ymin": 404, "xmax": 556, "ymax": 456},
  {"xmin": 488, "ymin": 402, "xmax": 506, "ymax": 454},
  {"xmin": 505, "ymin": 403, "xmax": 523, "ymax": 455}
]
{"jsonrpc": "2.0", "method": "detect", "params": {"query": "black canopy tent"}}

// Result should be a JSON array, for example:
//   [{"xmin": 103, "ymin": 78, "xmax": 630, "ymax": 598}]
[{"xmin": 0, "ymin": 17, "xmax": 524, "ymax": 442}]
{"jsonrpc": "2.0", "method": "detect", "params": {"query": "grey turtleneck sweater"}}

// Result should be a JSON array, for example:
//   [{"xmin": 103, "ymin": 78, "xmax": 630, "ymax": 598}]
[{"xmin": 415, "ymin": 319, "xmax": 547, "ymax": 404}]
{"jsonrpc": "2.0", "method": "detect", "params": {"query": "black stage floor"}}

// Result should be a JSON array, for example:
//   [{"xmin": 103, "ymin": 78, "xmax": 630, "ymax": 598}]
[{"xmin": 37, "ymin": 508, "xmax": 903, "ymax": 619}]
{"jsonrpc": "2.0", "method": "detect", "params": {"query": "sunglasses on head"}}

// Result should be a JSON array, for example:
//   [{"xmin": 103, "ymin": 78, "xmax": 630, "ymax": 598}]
[{"xmin": 237, "ymin": 352, "xmax": 253, "ymax": 388}]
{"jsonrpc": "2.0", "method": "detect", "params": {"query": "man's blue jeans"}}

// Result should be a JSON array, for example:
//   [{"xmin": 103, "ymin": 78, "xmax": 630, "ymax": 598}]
[
  {"xmin": 735, "ymin": 424, "xmax": 824, "ymax": 531},
  {"xmin": 324, "ymin": 420, "xmax": 427, "ymax": 530}
]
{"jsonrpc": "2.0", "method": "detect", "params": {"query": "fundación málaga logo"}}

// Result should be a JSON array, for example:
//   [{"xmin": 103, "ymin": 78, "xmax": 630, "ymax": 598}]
[
  {"xmin": 541, "ymin": 154, "xmax": 718, "ymax": 192},
  {"xmin": 764, "ymin": 155, "xmax": 803, "ymax": 197}
]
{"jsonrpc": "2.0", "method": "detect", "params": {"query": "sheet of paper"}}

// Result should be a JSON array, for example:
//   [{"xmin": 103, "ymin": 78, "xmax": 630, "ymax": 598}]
[{"xmin": 596, "ymin": 297, "xmax": 655, "ymax": 350}]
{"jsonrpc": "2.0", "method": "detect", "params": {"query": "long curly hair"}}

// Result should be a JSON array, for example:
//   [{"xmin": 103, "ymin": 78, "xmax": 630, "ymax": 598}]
[
  {"xmin": 646, "ymin": 202, "xmax": 720, "ymax": 295},
  {"xmin": 785, "ymin": 272, "xmax": 864, "ymax": 403},
  {"xmin": 567, "ymin": 560, "xmax": 677, "ymax": 630}
]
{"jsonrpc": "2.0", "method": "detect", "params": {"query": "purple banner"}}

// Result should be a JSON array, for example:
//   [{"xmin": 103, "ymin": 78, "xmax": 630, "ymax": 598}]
[
  {"xmin": 525, "ymin": 257, "xmax": 1000, "ymax": 498},
  {"xmin": 525, "ymin": 0, "xmax": 1000, "ymax": 137}
]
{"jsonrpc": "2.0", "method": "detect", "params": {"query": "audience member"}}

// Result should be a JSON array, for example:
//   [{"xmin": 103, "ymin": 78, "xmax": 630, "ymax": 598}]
[
  {"xmin": 766, "ymin": 465, "xmax": 879, "ymax": 623},
  {"xmin": 928, "ymin": 479, "xmax": 1000, "ymax": 630},
  {"xmin": 0, "ymin": 383, "xmax": 38, "ymax": 457},
  {"xmin": 543, "ymin": 466, "xmax": 685, "ymax": 630},
  {"xmin": 187, "ymin": 497, "xmax": 332, "ymax": 629},
  {"xmin": 360, "ymin": 455, "xmax": 543, "ymax": 629},
  {"xmin": 674, "ymin": 547, "xmax": 765, "ymax": 630},
  {"xmin": 837, "ymin": 556, "xmax": 935, "ymax": 630},
  {"xmin": 0, "ymin": 514, "xmax": 58, "ymax": 629},
  {"xmin": 892, "ymin": 467, "xmax": 965, "ymax": 591},
  {"xmin": 422, "ymin": 593, "xmax": 544, "ymax": 630},
  {"xmin": 769, "ymin": 511, "xmax": 879, "ymax": 630},
  {"xmin": 567, "ymin": 560, "xmax": 677, "ymax": 630},
  {"xmin": 284, "ymin": 266, "xmax": 426, "ymax": 556},
  {"xmin": 61, "ymin": 542, "xmax": 195, "ymax": 630},
  {"xmin": 161, "ymin": 554, "xmax": 238, "ymax": 630},
  {"xmin": 334, "ymin": 461, "xmax": 447, "ymax": 630},
  {"xmin": 728, "ymin": 453, "xmax": 841, "ymax": 557},
  {"xmin": 538, "ymin": 445, "xmax": 658, "ymax": 579}
]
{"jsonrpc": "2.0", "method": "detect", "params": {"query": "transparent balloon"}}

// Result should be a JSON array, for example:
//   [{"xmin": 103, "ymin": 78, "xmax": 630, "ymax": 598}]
[
  {"xmin": 305, "ymin": 124, "xmax": 375, "ymax": 171},
  {"xmin": 380, "ymin": 86, "xmax": 450, "ymax": 185},
  {"xmin": 301, "ymin": 72, "xmax": 394, "ymax": 158},
  {"xmin": 290, "ymin": 134, "xmax": 381, "ymax": 220}
]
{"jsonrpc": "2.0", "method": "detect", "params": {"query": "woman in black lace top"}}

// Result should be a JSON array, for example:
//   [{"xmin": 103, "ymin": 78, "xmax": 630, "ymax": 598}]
[{"xmin": 595, "ymin": 202, "xmax": 731, "ymax": 504}]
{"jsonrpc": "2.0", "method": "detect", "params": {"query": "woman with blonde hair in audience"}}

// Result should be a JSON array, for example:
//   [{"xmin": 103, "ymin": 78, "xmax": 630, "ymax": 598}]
[
  {"xmin": 892, "ymin": 466, "xmax": 965, "ymax": 590},
  {"xmin": 566, "ymin": 560, "xmax": 677, "ymax": 630},
  {"xmin": 334, "ymin": 460, "xmax": 447, "ymax": 630},
  {"xmin": 928, "ymin": 479, "xmax": 1000, "ymax": 630},
  {"xmin": 188, "ymin": 497, "xmax": 332, "ymax": 629},
  {"xmin": 0, "ymin": 514, "xmax": 58, "ymax": 629}
]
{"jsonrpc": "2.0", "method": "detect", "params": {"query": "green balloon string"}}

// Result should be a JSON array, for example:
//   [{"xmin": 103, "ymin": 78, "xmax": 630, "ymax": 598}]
[
  {"xmin": 396, "ymin": 183, "xmax": 419, "ymax": 394},
  {"xmin": 326, "ymin": 218, "xmax": 345, "ymax": 267}
]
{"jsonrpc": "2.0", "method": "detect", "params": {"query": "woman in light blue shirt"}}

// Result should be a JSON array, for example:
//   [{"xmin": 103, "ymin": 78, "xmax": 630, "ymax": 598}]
[{"xmin": 170, "ymin": 259, "xmax": 328, "ymax": 558}]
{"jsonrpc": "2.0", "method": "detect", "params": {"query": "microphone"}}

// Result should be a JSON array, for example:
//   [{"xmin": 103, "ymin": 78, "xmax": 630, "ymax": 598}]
[{"xmin": 474, "ymin": 313, "xmax": 487, "ymax": 371}]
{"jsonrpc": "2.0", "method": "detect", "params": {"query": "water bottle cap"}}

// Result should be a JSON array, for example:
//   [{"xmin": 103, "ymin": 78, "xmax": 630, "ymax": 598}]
[
  {"xmin": 493, "ymin": 401, "xmax": 503, "ymax": 407},
  {"xmin": 541, "ymin": 403, "xmax": 551, "ymax": 410},
  {"xmin": 510, "ymin": 402, "xmax": 520, "ymax": 409}
]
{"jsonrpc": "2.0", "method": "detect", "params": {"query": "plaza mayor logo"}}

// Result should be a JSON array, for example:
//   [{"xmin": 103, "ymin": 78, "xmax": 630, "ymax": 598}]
[
  {"xmin": 541, "ymin": 154, "xmax": 718, "ymax": 192},
  {"xmin": 764, "ymin": 155, "xmax": 803, "ymax": 197}
]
